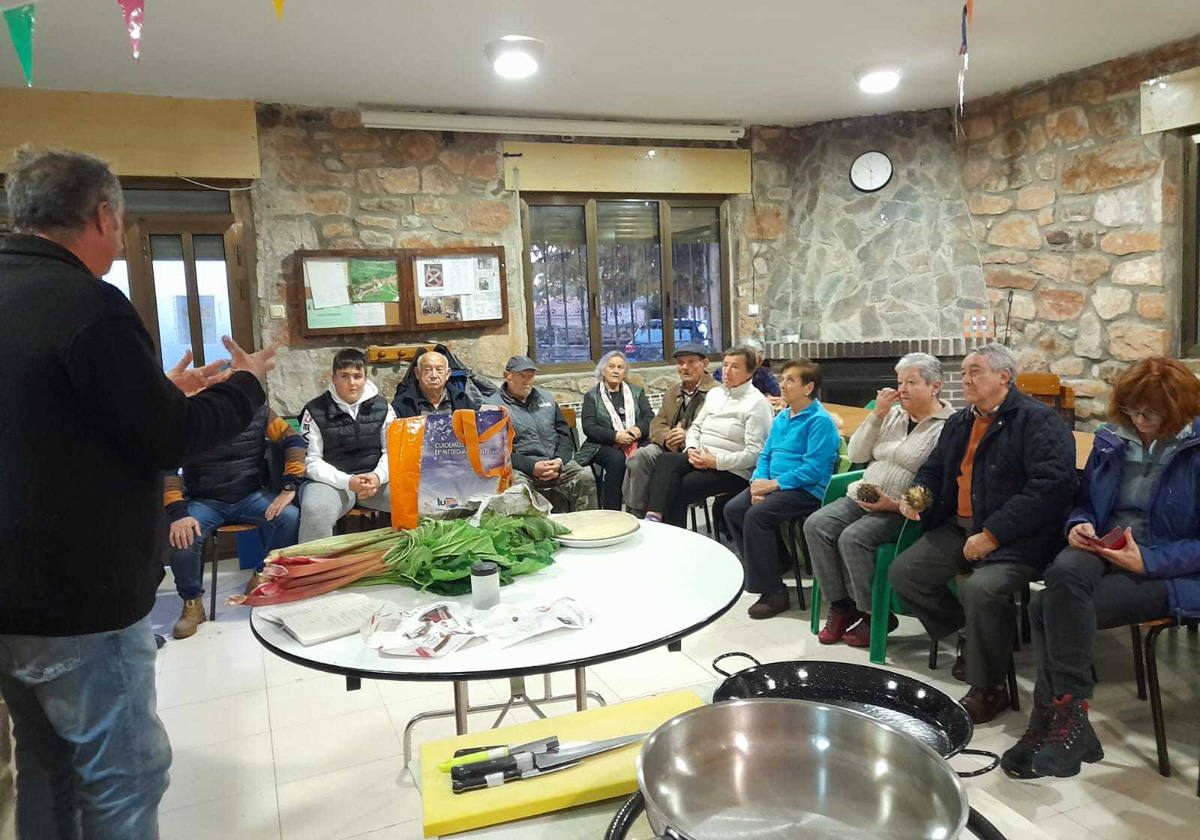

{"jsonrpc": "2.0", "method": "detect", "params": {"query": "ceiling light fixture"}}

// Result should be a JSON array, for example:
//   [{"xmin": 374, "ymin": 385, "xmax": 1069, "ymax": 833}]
[
  {"xmin": 484, "ymin": 35, "xmax": 545, "ymax": 80},
  {"xmin": 857, "ymin": 68, "xmax": 902, "ymax": 94}
]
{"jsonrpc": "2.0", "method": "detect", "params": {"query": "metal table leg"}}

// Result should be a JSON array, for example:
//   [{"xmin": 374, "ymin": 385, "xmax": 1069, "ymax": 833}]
[{"xmin": 400, "ymin": 672, "xmax": 608, "ymax": 767}]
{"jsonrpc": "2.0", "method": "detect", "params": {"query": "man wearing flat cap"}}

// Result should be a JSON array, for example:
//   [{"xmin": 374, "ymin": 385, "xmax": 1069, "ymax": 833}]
[
  {"xmin": 622, "ymin": 344, "xmax": 717, "ymax": 518},
  {"xmin": 500, "ymin": 355, "xmax": 597, "ymax": 512}
]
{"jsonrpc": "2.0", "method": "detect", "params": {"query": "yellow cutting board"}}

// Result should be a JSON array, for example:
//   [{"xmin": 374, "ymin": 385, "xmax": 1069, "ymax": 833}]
[{"xmin": 420, "ymin": 690, "xmax": 704, "ymax": 837}]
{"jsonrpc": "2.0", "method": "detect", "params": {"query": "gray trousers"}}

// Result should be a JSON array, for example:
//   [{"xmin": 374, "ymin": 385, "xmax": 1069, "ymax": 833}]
[
  {"xmin": 888, "ymin": 519, "xmax": 1037, "ymax": 689},
  {"xmin": 621, "ymin": 443, "xmax": 665, "ymax": 515},
  {"xmin": 298, "ymin": 481, "xmax": 392, "ymax": 543},
  {"xmin": 511, "ymin": 460, "xmax": 597, "ymax": 513},
  {"xmin": 803, "ymin": 496, "xmax": 906, "ymax": 610}
]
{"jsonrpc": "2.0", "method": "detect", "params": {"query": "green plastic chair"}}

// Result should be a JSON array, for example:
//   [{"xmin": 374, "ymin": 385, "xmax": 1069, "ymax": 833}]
[{"xmin": 806, "ymin": 472, "xmax": 925, "ymax": 666}]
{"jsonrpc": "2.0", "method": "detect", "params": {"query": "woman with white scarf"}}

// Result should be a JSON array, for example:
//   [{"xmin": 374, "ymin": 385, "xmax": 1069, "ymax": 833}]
[{"xmin": 577, "ymin": 351, "xmax": 655, "ymax": 510}]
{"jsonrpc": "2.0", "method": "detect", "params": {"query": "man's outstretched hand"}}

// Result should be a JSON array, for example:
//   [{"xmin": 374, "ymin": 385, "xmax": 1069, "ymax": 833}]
[
  {"xmin": 166, "ymin": 348, "xmax": 232, "ymax": 396},
  {"xmin": 224, "ymin": 336, "xmax": 278, "ymax": 383}
]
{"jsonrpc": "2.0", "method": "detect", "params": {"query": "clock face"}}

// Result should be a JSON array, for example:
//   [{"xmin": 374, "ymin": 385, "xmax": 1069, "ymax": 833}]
[{"xmin": 850, "ymin": 151, "xmax": 893, "ymax": 193}]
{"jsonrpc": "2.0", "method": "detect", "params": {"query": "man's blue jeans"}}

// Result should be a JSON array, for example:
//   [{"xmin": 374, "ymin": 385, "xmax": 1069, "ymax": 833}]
[
  {"xmin": 0, "ymin": 613, "xmax": 171, "ymax": 840},
  {"xmin": 170, "ymin": 489, "xmax": 300, "ymax": 599}
]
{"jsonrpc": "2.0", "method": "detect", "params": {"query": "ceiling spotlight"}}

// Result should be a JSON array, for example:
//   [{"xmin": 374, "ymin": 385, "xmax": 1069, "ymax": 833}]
[
  {"xmin": 484, "ymin": 35, "xmax": 545, "ymax": 80},
  {"xmin": 857, "ymin": 68, "xmax": 902, "ymax": 94}
]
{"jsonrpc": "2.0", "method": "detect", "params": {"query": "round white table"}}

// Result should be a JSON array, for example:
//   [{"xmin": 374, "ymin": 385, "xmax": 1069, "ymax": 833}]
[{"xmin": 251, "ymin": 521, "xmax": 744, "ymax": 762}]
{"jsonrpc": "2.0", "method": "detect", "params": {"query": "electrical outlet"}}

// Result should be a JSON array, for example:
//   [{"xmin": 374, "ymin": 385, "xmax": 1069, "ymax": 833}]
[
  {"xmin": 747, "ymin": 303, "xmax": 760, "ymax": 316},
  {"xmin": 269, "ymin": 304, "xmax": 286, "ymax": 319}
]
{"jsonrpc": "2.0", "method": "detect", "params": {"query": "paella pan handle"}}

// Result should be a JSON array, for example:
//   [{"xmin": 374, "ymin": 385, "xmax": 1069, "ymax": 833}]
[
  {"xmin": 953, "ymin": 748, "xmax": 1001, "ymax": 777},
  {"xmin": 605, "ymin": 792, "xmax": 688, "ymax": 840},
  {"xmin": 967, "ymin": 806, "xmax": 1010, "ymax": 840},
  {"xmin": 711, "ymin": 651, "xmax": 761, "ymax": 677}
]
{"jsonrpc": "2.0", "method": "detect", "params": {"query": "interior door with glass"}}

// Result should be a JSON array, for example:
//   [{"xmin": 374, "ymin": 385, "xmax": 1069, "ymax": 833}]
[{"xmin": 125, "ymin": 216, "xmax": 252, "ymax": 370}]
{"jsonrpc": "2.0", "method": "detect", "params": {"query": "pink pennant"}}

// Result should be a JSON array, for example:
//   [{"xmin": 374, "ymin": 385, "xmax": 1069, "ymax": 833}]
[{"xmin": 116, "ymin": 0, "xmax": 143, "ymax": 60}]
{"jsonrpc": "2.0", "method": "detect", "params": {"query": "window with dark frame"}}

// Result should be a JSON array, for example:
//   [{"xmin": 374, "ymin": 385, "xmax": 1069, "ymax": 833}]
[{"xmin": 522, "ymin": 195, "xmax": 728, "ymax": 366}]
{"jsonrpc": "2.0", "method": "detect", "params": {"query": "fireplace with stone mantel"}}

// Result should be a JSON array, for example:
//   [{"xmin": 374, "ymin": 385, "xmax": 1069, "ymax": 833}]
[{"xmin": 765, "ymin": 337, "xmax": 991, "ymax": 409}]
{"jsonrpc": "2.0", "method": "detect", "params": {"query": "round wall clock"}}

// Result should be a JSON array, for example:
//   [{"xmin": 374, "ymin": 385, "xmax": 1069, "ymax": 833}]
[{"xmin": 849, "ymin": 150, "xmax": 893, "ymax": 193}]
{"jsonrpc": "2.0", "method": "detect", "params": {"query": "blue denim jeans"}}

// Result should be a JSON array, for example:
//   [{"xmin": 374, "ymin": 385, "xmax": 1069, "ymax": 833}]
[
  {"xmin": 0, "ymin": 613, "xmax": 171, "ymax": 840},
  {"xmin": 169, "ymin": 489, "xmax": 300, "ymax": 599}
]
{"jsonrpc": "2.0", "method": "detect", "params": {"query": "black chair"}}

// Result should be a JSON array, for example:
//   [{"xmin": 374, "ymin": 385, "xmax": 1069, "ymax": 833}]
[{"xmin": 1130, "ymin": 614, "xmax": 1200, "ymax": 791}]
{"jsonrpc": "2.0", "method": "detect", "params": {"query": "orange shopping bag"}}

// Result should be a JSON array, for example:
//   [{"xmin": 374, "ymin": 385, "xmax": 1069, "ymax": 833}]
[{"xmin": 387, "ymin": 407, "xmax": 514, "ymax": 530}]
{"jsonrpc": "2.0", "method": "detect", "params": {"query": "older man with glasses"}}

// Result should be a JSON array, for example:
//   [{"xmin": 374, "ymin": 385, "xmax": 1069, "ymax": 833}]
[{"xmin": 888, "ymin": 343, "xmax": 1077, "ymax": 724}]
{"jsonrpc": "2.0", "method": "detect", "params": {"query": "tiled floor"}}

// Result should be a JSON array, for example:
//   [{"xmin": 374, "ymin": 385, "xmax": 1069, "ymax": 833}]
[{"xmin": 151, "ymin": 558, "xmax": 1200, "ymax": 839}]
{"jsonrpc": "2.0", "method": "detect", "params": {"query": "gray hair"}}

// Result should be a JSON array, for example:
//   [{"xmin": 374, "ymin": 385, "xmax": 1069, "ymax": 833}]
[
  {"xmin": 967, "ymin": 342, "xmax": 1018, "ymax": 381},
  {"xmin": 594, "ymin": 350, "xmax": 628, "ymax": 382},
  {"xmin": 5, "ymin": 147, "xmax": 123, "ymax": 234},
  {"xmin": 895, "ymin": 352, "xmax": 943, "ymax": 386}
]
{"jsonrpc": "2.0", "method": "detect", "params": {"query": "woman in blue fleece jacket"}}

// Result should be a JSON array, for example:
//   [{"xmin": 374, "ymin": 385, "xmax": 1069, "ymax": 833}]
[
  {"xmin": 1002, "ymin": 357, "xmax": 1200, "ymax": 782},
  {"xmin": 724, "ymin": 358, "xmax": 842, "ymax": 619}
]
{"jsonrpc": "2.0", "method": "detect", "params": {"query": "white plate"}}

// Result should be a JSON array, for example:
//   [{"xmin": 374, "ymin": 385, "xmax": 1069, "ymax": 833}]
[
  {"xmin": 551, "ymin": 510, "xmax": 640, "ymax": 548},
  {"xmin": 556, "ymin": 529, "xmax": 640, "ymax": 549}
]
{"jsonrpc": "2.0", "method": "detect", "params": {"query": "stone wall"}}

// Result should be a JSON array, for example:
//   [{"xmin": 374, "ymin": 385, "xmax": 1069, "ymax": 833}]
[
  {"xmin": 961, "ymin": 36, "xmax": 1200, "ymax": 424},
  {"xmin": 251, "ymin": 105, "xmax": 681, "ymax": 413},
  {"xmin": 731, "ymin": 110, "xmax": 988, "ymax": 345}
]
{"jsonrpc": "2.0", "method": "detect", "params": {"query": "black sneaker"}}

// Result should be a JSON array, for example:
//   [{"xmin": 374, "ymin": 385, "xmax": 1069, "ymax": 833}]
[
  {"xmin": 1031, "ymin": 695, "xmax": 1104, "ymax": 778},
  {"xmin": 1000, "ymin": 700, "xmax": 1054, "ymax": 778}
]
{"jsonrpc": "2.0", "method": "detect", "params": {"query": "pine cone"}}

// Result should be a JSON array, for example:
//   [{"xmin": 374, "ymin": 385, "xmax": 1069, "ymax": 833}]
[
  {"xmin": 901, "ymin": 485, "xmax": 933, "ymax": 512},
  {"xmin": 855, "ymin": 482, "xmax": 881, "ymax": 503}
]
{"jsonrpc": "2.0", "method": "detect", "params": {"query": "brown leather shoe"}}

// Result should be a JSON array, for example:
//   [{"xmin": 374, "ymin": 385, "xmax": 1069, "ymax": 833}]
[
  {"xmin": 172, "ymin": 598, "xmax": 206, "ymax": 640},
  {"xmin": 244, "ymin": 572, "xmax": 267, "ymax": 596},
  {"xmin": 748, "ymin": 590, "xmax": 790, "ymax": 620},
  {"xmin": 951, "ymin": 653, "xmax": 967, "ymax": 682},
  {"xmin": 960, "ymin": 685, "xmax": 1011, "ymax": 724}
]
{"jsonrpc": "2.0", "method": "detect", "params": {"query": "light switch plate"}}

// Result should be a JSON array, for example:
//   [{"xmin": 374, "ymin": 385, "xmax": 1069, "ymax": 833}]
[
  {"xmin": 269, "ymin": 304, "xmax": 286, "ymax": 319},
  {"xmin": 747, "ymin": 303, "xmax": 760, "ymax": 316}
]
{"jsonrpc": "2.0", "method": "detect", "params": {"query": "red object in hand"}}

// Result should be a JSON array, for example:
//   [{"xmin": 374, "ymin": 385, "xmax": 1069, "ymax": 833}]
[{"xmin": 1087, "ymin": 527, "xmax": 1127, "ymax": 550}]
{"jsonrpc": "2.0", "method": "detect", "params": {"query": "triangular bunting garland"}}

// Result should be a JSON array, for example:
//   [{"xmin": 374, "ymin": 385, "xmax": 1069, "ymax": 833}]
[
  {"xmin": 116, "ymin": 0, "xmax": 144, "ymax": 60},
  {"xmin": 272, "ymin": 0, "xmax": 284, "ymax": 20},
  {"xmin": 3, "ymin": 3, "xmax": 34, "ymax": 86}
]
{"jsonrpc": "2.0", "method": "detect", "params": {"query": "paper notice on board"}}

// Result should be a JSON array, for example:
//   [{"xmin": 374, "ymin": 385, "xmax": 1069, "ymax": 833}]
[
  {"xmin": 467, "ymin": 294, "xmax": 502, "ymax": 320},
  {"xmin": 417, "ymin": 258, "xmax": 473, "ymax": 296},
  {"xmin": 353, "ymin": 302, "xmax": 387, "ymax": 326},
  {"xmin": 305, "ymin": 260, "xmax": 351, "ymax": 310}
]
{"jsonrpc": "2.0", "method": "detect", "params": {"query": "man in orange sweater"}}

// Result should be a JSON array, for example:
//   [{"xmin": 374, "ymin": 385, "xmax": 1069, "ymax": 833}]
[{"xmin": 889, "ymin": 344, "xmax": 1077, "ymax": 724}]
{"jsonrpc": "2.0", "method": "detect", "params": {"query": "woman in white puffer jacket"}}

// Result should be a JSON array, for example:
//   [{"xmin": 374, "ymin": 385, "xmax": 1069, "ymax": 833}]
[{"xmin": 644, "ymin": 347, "xmax": 774, "ymax": 527}]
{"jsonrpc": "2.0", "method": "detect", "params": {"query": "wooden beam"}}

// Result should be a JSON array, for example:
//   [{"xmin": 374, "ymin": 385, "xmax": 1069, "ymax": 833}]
[
  {"xmin": 0, "ymin": 88, "xmax": 260, "ymax": 179},
  {"xmin": 503, "ymin": 141, "xmax": 750, "ymax": 194}
]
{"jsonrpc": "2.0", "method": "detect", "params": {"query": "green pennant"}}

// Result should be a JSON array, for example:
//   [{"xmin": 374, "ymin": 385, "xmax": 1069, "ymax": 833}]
[{"xmin": 3, "ymin": 3, "xmax": 34, "ymax": 86}]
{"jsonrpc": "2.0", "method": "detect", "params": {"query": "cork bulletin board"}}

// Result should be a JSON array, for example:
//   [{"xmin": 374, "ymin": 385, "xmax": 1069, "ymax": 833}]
[{"xmin": 292, "ymin": 246, "xmax": 508, "ymax": 338}]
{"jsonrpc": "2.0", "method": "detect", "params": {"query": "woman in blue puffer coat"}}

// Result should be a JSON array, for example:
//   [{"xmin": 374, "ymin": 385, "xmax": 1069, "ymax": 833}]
[{"xmin": 1002, "ymin": 357, "xmax": 1200, "ymax": 781}]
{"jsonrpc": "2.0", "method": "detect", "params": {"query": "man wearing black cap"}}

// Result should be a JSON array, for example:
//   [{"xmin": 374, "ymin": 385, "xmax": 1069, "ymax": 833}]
[
  {"xmin": 500, "ymin": 355, "xmax": 597, "ymax": 512},
  {"xmin": 622, "ymin": 344, "xmax": 717, "ymax": 518}
]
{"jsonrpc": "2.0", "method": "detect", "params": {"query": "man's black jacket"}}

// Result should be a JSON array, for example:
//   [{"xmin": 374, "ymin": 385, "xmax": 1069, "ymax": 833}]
[
  {"xmin": 0, "ymin": 235, "xmax": 264, "ymax": 635},
  {"xmin": 913, "ymin": 387, "xmax": 1077, "ymax": 568}
]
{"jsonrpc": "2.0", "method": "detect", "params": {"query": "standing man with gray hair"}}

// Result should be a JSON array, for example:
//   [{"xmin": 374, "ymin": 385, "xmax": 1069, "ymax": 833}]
[
  {"xmin": 889, "ymin": 343, "xmax": 1077, "ymax": 724},
  {"xmin": 0, "ymin": 148, "xmax": 276, "ymax": 838}
]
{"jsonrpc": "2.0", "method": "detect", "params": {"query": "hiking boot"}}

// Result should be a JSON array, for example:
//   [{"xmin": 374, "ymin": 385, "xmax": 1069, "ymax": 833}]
[
  {"xmin": 959, "ymin": 685, "xmax": 1010, "ymax": 724},
  {"xmin": 748, "ymin": 590, "xmax": 790, "ymax": 620},
  {"xmin": 172, "ymin": 598, "xmax": 206, "ymax": 640},
  {"xmin": 842, "ymin": 612, "xmax": 899, "ymax": 648},
  {"xmin": 244, "ymin": 571, "xmax": 267, "ymax": 596},
  {"xmin": 1000, "ymin": 700, "xmax": 1055, "ymax": 778},
  {"xmin": 818, "ymin": 607, "xmax": 861, "ymax": 644},
  {"xmin": 1031, "ymin": 696, "xmax": 1104, "ymax": 778}
]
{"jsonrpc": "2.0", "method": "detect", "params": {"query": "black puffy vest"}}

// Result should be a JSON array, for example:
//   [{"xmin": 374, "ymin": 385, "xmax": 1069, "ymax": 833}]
[
  {"xmin": 304, "ymin": 392, "xmax": 388, "ymax": 475},
  {"xmin": 182, "ymin": 404, "xmax": 269, "ymax": 504}
]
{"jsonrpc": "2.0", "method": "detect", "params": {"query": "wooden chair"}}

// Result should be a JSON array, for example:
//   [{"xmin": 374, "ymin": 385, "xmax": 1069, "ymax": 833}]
[
  {"xmin": 1129, "ymin": 615, "xmax": 1200, "ymax": 790},
  {"xmin": 1016, "ymin": 372, "xmax": 1075, "ymax": 425}
]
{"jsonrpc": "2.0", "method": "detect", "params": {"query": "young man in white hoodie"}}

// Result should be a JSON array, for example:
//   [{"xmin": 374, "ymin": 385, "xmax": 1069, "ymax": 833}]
[
  {"xmin": 298, "ymin": 348, "xmax": 397, "ymax": 542},
  {"xmin": 643, "ymin": 346, "xmax": 773, "ymax": 528}
]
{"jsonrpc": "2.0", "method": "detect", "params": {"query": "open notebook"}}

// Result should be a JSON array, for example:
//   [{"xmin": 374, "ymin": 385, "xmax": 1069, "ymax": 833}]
[{"xmin": 256, "ymin": 592, "xmax": 386, "ymax": 646}]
